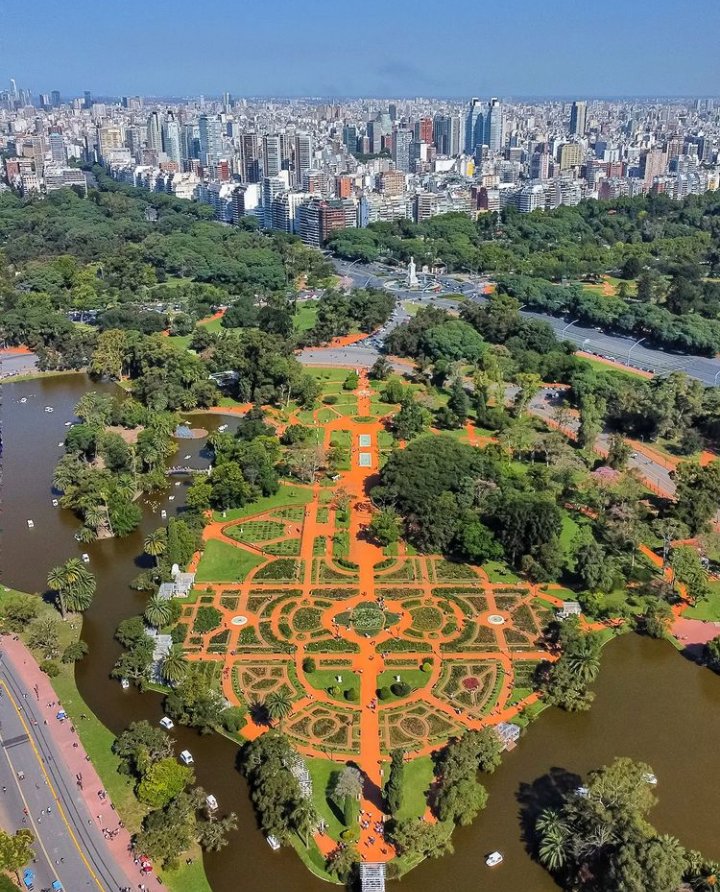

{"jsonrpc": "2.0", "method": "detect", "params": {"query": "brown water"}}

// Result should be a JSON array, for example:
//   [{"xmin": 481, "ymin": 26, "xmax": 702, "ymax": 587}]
[{"xmin": 3, "ymin": 374, "xmax": 720, "ymax": 892}]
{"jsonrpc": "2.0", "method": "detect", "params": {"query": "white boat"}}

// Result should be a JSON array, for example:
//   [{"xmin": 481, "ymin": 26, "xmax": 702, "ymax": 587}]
[
  {"xmin": 19, "ymin": 397, "xmax": 27, "ymax": 404},
  {"xmin": 266, "ymin": 835, "xmax": 281, "ymax": 851},
  {"xmin": 160, "ymin": 510, "xmax": 167, "ymax": 519},
  {"xmin": 174, "ymin": 481, "xmax": 181, "ymax": 486},
  {"xmin": 81, "ymin": 553, "xmax": 90, "ymax": 563},
  {"xmin": 44, "ymin": 406, "xmax": 54, "ymax": 413},
  {"xmin": 575, "ymin": 786, "xmax": 589, "ymax": 797},
  {"xmin": 205, "ymin": 794, "xmax": 218, "ymax": 812},
  {"xmin": 485, "ymin": 852, "xmax": 503, "ymax": 867},
  {"xmin": 218, "ymin": 425, "xmax": 228, "ymax": 432},
  {"xmin": 179, "ymin": 749, "xmax": 194, "ymax": 765},
  {"xmin": 27, "ymin": 520, "xmax": 34, "ymax": 529},
  {"xmin": 184, "ymin": 454, "xmax": 191, "ymax": 460},
  {"xmin": 52, "ymin": 499, "xmax": 58, "ymax": 507},
  {"xmin": 58, "ymin": 442, "xmax": 64, "ymax": 447},
  {"xmin": 643, "ymin": 772, "xmax": 658, "ymax": 786},
  {"xmin": 120, "ymin": 678, "xmax": 130, "ymax": 689},
  {"xmin": 168, "ymin": 496, "xmax": 175, "ymax": 501},
  {"xmin": 159, "ymin": 716, "xmax": 174, "ymax": 730},
  {"xmin": 64, "ymin": 421, "xmax": 72, "ymax": 427}
]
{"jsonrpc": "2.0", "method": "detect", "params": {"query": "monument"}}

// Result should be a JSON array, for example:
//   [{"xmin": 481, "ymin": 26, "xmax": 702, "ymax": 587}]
[{"xmin": 406, "ymin": 255, "xmax": 419, "ymax": 289}]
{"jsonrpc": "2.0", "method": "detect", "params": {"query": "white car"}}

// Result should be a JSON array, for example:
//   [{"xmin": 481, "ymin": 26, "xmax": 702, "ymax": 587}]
[
  {"xmin": 485, "ymin": 851, "xmax": 503, "ymax": 867},
  {"xmin": 159, "ymin": 716, "xmax": 174, "ymax": 730}
]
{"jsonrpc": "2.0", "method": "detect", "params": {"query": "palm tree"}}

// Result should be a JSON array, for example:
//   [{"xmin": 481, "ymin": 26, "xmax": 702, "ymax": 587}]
[
  {"xmin": 538, "ymin": 826, "xmax": 568, "ymax": 872},
  {"xmin": 145, "ymin": 596, "xmax": 172, "ymax": 629},
  {"xmin": 535, "ymin": 808, "xmax": 566, "ymax": 836},
  {"xmin": 567, "ymin": 639, "xmax": 601, "ymax": 684},
  {"xmin": 292, "ymin": 799, "xmax": 319, "ymax": 847},
  {"xmin": 161, "ymin": 644, "xmax": 188, "ymax": 685},
  {"xmin": 265, "ymin": 689, "xmax": 293, "ymax": 727},
  {"xmin": 47, "ymin": 565, "xmax": 69, "ymax": 619},
  {"xmin": 76, "ymin": 525, "xmax": 97, "ymax": 544},
  {"xmin": 144, "ymin": 529, "xmax": 167, "ymax": 567}
]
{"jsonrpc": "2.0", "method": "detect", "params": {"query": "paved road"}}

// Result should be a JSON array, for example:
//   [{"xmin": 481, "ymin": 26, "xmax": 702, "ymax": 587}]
[
  {"xmin": 528, "ymin": 388, "xmax": 676, "ymax": 496},
  {"xmin": 0, "ymin": 651, "xmax": 132, "ymax": 892},
  {"xmin": 330, "ymin": 259, "xmax": 720, "ymax": 386}
]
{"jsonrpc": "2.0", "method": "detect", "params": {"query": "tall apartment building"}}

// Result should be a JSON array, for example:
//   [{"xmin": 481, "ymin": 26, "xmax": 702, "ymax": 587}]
[
  {"xmin": 162, "ymin": 111, "xmax": 181, "ymax": 165},
  {"xmin": 297, "ymin": 198, "xmax": 356, "ymax": 247},
  {"xmin": 392, "ymin": 128, "xmax": 413, "ymax": 173},
  {"xmin": 485, "ymin": 98, "xmax": 504, "ymax": 152},
  {"xmin": 464, "ymin": 98, "xmax": 484, "ymax": 154},
  {"xmin": 293, "ymin": 133, "xmax": 313, "ymax": 186},
  {"xmin": 262, "ymin": 134, "xmax": 283, "ymax": 177},
  {"xmin": 199, "ymin": 115, "xmax": 223, "ymax": 165},
  {"xmin": 569, "ymin": 100, "xmax": 587, "ymax": 136},
  {"xmin": 241, "ymin": 132, "xmax": 260, "ymax": 183}
]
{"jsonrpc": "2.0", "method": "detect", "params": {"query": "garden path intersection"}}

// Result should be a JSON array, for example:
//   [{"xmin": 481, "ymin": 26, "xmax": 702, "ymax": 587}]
[{"xmin": 184, "ymin": 370, "xmax": 567, "ymax": 862}]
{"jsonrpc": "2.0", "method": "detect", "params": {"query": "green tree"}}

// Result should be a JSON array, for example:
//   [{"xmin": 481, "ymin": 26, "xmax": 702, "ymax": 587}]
[
  {"xmin": 265, "ymin": 689, "xmax": 293, "ymax": 727},
  {"xmin": 196, "ymin": 812, "xmax": 238, "ymax": 852},
  {"xmin": 390, "ymin": 818, "xmax": 453, "ymax": 859},
  {"xmin": 386, "ymin": 749, "xmax": 405, "ymax": 816},
  {"xmin": 368, "ymin": 509, "xmax": 402, "ymax": 546},
  {"xmin": 144, "ymin": 528, "xmax": 168, "ymax": 567},
  {"xmin": 46, "ymin": 558, "xmax": 96, "ymax": 618},
  {"xmin": 137, "ymin": 757, "xmax": 194, "ymax": 808},
  {"xmin": 145, "ymin": 595, "xmax": 172, "ymax": 629},
  {"xmin": 28, "ymin": 616, "xmax": 61, "ymax": 659},
  {"xmin": 0, "ymin": 828, "xmax": 35, "ymax": 884},
  {"xmin": 161, "ymin": 643, "xmax": 189, "ymax": 685}
]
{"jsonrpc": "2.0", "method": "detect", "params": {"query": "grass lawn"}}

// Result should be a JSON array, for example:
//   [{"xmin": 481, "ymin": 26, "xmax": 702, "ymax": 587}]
[
  {"xmin": 212, "ymin": 485, "xmax": 313, "ymax": 522},
  {"xmin": 306, "ymin": 758, "xmax": 346, "ymax": 838},
  {"xmin": 305, "ymin": 367, "xmax": 349, "ymax": 382},
  {"xmin": 683, "ymin": 580, "xmax": 720, "ymax": 621},
  {"xmin": 484, "ymin": 561, "xmax": 520, "ymax": 583},
  {"xmin": 577, "ymin": 355, "xmax": 648, "ymax": 380},
  {"xmin": 195, "ymin": 540, "xmax": 265, "ymax": 583},
  {"xmin": 294, "ymin": 301, "xmax": 319, "ymax": 333},
  {"xmin": 377, "ymin": 668, "xmax": 430, "ymax": 695},
  {"xmin": 305, "ymin": 669, "xmax": 360, "ymax": 695},
  {"xmin": 394, "ymin": 755, "xmax": 433, "ymax": 821}
]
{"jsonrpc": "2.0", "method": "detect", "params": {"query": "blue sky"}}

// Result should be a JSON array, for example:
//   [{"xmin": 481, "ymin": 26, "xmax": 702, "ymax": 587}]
[{"xmin": 3, "ymin": 0, "xmax": 720, "ymax": 98}]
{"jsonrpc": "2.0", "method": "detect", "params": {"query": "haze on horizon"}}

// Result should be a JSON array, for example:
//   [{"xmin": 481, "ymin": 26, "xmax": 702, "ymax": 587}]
[{"xmin": 3, "ymin": 0, "xmax": 720, "ymax": 99}]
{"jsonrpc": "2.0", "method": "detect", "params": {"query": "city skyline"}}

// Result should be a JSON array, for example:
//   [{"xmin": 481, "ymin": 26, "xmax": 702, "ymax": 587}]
[{"xmin": 3, "ymin": 0, "xmax": 720, "ymax": 98}]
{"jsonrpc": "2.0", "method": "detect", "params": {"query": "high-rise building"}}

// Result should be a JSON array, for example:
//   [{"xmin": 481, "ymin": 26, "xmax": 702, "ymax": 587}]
[
  {"xmin": 559, "ymin": 143, "xmax": 584, "ymax": 169},
  {"xmin": 342, "ymin": 125, "xmax": 358, "ymax": 154},
  {"xmin": 388, "ymin": 103, "xmax": 397, "ymax": 122},
  {"xmin": 416, "ymin": 117, "xmax": 433, "ymax": 145},
  {"xmin": 162, "ymin": 112, "xmax": 182, "ymax": 165},
  {"xmin": 569, "ymin": 100, "xmax": 587, "ymax": 137},
  {"xmin": 465, "ymin": 98, "xmax": 484, "ymax": 154},
  {"xmin": 294, "ymin": 134, "xmax": 313, "ymax": 185},
  {"xmin": 51, "ymin": 90, "xmax": 61, "ymax": 107},
  {"xmin": 97, "ymin": 125, "xmax": 123, "ymax": 162},
  {"xmin": 392, "ymin": 128, "xmax": 413, "ymax": 173},
  {"xmin": 262, "ymin": 175, "xmax": 287, "ymax": 229},
  {"xmin": 199, "ymin": 115, "xmax": 223, "ymax": 165},
  {"xmin": 366, "ymin": 121, "xmax": 382, "ymax": 154},
  {"xmin": 485, "ymin": 98, "xmax": 504, "ymax": 152},
  {"xmin": 83, "ymin": 91, "xmax": 92, "ymax": 109},
  {"xmin": 242, "ymin": 132, "xmax": 260, "ymax": 183},
  {"xmin": 262, "ymin": 135, "xmax": 283, "ymax": 177},
  {"xmin": 146, "ymin": 112, "xmax": 163, "ymax": 153},
  {"xmin": 48, "ymin": 130, "xmax": 66, "ymax": 163}
]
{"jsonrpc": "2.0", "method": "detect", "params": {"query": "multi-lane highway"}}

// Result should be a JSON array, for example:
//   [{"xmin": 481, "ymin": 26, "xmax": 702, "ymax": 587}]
[
  {"xmin": 325, "ymin": 259, "xmax": 720, "ymax": 386},
  {"xmin": 0, "ymin": 647, "xmax": 134, "ymax": 892}
]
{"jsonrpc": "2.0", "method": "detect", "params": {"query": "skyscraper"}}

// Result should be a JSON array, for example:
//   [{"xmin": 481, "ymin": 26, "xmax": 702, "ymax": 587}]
[
  {"xmin": 199, "ymin": 115, "xmax": 223, "ymax": 165},
  {"xmin": 485, "ymin": 98, "xmax": 504, "ymax": 152},
  {"xmin": 570, "ymin": 100, "xmax": 587, "ymax": 137},
  {"xmin": 242, "ymin": 132, "xmax": 260, "ymax": 183},
  {"xmin": 464, "ymin": 98, "xmax": 484, "ymax": 154},
  {"xmin": 146, "ymin": 111, "xmax": 163, "ymax": 153},
  {"xmin": 51, "ymin": 90, "xmax": 61, "ymax": 107},
  {"xmin": 262, "ymin": 135, "xmax": 283, "ymax": 177},
  {"xmin": 392, "ymin": 128, "xmax": 413, "ymax": 173},
  {"xmin": 294, "ymin": 134, "xmax": 313, "ymax": 185},
  {"xmin": 162, "ymin": 111, "xmax": 182, "ymax": 165},
  {"xmin": 48, "ymin": 130, "xmax": 66, "ymax": 163}
]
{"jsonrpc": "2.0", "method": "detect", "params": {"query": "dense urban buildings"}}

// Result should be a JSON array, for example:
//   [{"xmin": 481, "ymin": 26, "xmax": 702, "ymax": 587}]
[{"xmin": 2, "ymin": 81, "xmax": 720, "ymax": 246}]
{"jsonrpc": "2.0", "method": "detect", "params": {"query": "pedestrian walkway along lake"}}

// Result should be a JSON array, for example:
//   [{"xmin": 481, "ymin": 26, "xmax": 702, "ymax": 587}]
[{"xmin": 3, "ymin": 374, "xmax": 720, "ymax": 891}]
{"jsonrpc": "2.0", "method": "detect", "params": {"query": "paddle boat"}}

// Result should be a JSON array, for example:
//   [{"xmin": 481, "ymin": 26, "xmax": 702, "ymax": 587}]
[
  {"xmin": 266, "ymin": 835, "xmax": 281, "ymax": 851},
  {"xmin": 485, "ymin": 851, "xmax": 503, "ymax": 867}
]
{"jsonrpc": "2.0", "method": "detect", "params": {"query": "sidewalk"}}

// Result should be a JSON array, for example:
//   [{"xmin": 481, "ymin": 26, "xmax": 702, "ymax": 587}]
[{"xmin": 1, "ymin": 634, "xmax": 147, "ymax": 891}]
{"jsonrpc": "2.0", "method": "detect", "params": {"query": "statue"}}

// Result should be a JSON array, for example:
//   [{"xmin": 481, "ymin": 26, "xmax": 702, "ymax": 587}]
[{"xmin": 406, "ymin": 255, "xmax": 419, "ymax": 288}]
